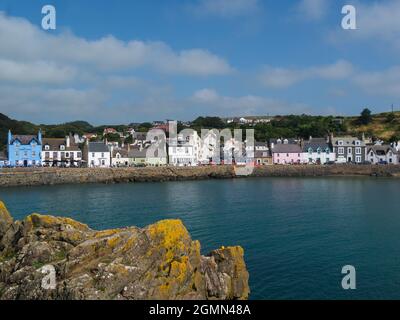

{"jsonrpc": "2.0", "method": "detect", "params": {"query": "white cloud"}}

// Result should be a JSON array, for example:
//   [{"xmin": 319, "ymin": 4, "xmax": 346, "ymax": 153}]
[
  {"xmin": 0, "ymin": 12, "xmax": 232, "ymax": 76},
  {"xmin": 328, "ymin": 0, "xmax": 400, "ymax": 52},
  {"xmin": 0, "ymin": 59, "xmax": 76, "ymax": 84},
  {"xmin": 192, "ymin": 0, "xmax": 259, "ymax": 18},
  {"xmin": 352, "ymin": 66, "xmax": 400, "ymax": 97},
  {"xmin": 192, "ymin": 88, "xmax": 312, "ymax": 115},
  {"xmin": 260, "ymin": 60, "xmax": 354, "ymax": 88},
  {"xmin": 297, "ymin": 0, "xmax": 329, "ymax": 20}
]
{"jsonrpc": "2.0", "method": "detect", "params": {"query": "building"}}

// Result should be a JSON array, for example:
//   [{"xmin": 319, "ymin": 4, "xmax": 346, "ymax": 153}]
[
  {"xmin": 168, "ymin": 134, "xmax": 198, "ymax": 167},
  {"xmin": 253, "ymin": 142, "xmax": 272, "ymax": 165},
  {"xmin": 270, "ymin": 139, "xmax": 302, "ymax": 165},
  {"xmin": 366, "ymin": 144, "xmax": 398, "ymax": 164},
  {"xmin": 42, "ymin": 136, "xmax": 82, "ymax": 167},
  {"xmin": 301, "ymin": 137, "xmax": 335, "ymax": 165},
  {"xmin": 0, "ymin": 151, "xmax": 7, "ymax": 167},
  {"xmin": 86, "ymin": 142, "xmax": 111, "ymax": 168},
  {"xmin": 331, "ymin": 136, "xmax": 366, "ymax": 164},
  {"xmin": 112, "ymin": 148, "xmax": 130, "ymax": 167},
  {"xmin": 128, "ymin": 148, "xmax": 147, "ymax": 166},
  {"xmin": 7, "ymin": 130, "xmax": 42, "ymax": 167}
]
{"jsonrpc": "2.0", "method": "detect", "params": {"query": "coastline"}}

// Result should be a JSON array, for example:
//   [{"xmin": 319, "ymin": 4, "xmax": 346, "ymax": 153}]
[{"xmin": 1, "ymin": 164, "xmax": 400, "ymax": 188}]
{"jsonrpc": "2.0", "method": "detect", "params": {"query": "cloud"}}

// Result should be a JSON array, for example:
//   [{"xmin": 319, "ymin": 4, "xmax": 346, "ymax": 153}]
[
  {"xmin": 0, "ymin": 59, "xmax": 76, "ymax": 84},
  {"xmin": 328, "ymin": 0, "xmax": 400, "ymax": 52},
  {"xmin": 191, "ymin": 0, "xmax": 260, "ymax": 18},
  {"xmin": 260, "ymin": 60, "xmax": 354, "ymax": 88},
  {"xmin": 0, "ymin": 12, "xmax": 232, "ymax": 76},
  {"xmin": 296, "ymin": 0, "xmax": 330, "ymax": 20},
  {"xmin": 352, "ymin": 66, "xmax": 400, "ymax": 97},
  {"xmin": 192, "ymin": 88, "xmax": 312, "ymax": 115}
]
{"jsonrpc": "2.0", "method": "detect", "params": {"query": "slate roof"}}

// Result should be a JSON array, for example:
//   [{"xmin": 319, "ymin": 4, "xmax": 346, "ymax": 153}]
[
  {"xmin": 332, "ymin": 137, "xmax": 366, "ymax": 147},
  {"xmin": 42, "ymin": 138, "xmax": 80, "ymax": 151},
  {"xmin": 10, "ymin": 135, "xmax": 39, "ymax": 145},
  {"xmin": 302, "ymin": 138, "xmax": 330, "ymax": 152},
  {"xmin": 112, "ymin": 148, "xmax": 129, "ymax": 158},
  {"xmin": 255, "ymin": 150, "xmax": 272, "ymax": 158},
  {"xmin": 367, "ymin": 145, "xmax": 396, "ymax": 156},
  {"xmin": 271, "ymin": 144, "xmax": 302, "ymax": 153},
  {"xmin": 128, "ymin": 148, "xmax": 147, "ymax": 158},
  {"xmin": 88, "ymin": 142, "xmax": 109, "ymax": 153}
]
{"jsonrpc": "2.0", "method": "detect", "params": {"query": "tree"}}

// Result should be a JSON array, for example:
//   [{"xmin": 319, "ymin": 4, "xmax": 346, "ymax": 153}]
[{"xmin": 359, "ymin": 108, "xmax": 372, "ymax": 125}]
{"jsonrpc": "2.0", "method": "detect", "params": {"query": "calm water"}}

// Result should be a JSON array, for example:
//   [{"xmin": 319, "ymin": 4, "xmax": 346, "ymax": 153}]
[{"xmin": 1, "ymin": 177, "xmax": 400, "ymax": 300}]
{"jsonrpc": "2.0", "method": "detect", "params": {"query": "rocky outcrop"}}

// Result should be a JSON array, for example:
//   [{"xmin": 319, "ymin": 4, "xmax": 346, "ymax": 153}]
[
  {"xmin": 1, "ymin": 165, "xmax": 400, "ymax": 188},
  {"xmin": 0, "ymin": 202, "xmax": 249, "ymax": 300}
]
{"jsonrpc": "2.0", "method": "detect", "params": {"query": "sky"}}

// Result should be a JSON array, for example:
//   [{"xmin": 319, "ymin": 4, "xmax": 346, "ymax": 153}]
[{"xmin": 0, "ymin": 0, "xmax": 400, "ymax": 125}]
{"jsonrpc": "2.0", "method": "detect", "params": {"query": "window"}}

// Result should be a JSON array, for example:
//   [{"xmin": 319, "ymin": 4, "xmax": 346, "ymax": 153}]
[
  {"xmin": 338, "ymin": 141, "xmax": 343, "ymax": 146},
  {"xmin": 355, "ymin": 147, "xmax": 361, "ymax": 155},
  {"xmin": 45, "ymin": 145, "xmax": 50, "ymax": 151},
  {"xmin": 53, "ymin": 152, "xmax": 57, "ymax": 158},
  {"xmin": 347, "ymin": 147, "xmax": 352, "ymax": 154},
  {"xmin": 77, "ymin": 152, "xmax": 82, "ymax": 158},
  {"xmin": 92, "ymin": 153, "xmax": 95, "ymax": 157},
  {"xmin": 60, "ymin": 145, "xmax": 65, "ymax": 151},
  {"xmin": 32, "ymin": 151, "xmax": 36, "ymax": 157},
  {"xmin": 101, "ymin": 153, "xmax": 105, "ymax": 157},
  {"xmin": 317, "ymin": 148, "xmax": 321, "ymax": 154},
  {"xmin": 355, "ymin": 141, "xmax": 361, "ymax": 146},
  {"xmin": 308, "ymin": 148, "xmax": 313, "ymax": 154},
  {"xmin": 24, "ymin": 151, "xmax": 28, "ymax": 157},
  {"xmin": 66, "ymin": 153, "xmax": 70, "ymax": 158},
  {"xmin": 355, "ymin": 156, "xmax": 362, "ymax": 163},
  {"xmin": 45, "ymin": 152, "xmax": 50, "ymax": 158},
  {"xmin": 338, "ymin": 147, "xmax": 344, "ymax": 155},
  {"xmin": 61, "ymin": 152, "xmax": 65, "ymax": 158}
]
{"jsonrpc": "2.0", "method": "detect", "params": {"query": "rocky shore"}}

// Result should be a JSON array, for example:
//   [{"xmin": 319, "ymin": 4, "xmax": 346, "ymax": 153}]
[
  {"xmin": 0, "ymin": 201, "xmax": 249, "ymax": 300},
  {"xmin": 0, "ymin": 165, "xmax": 400, "ymax": 188}
]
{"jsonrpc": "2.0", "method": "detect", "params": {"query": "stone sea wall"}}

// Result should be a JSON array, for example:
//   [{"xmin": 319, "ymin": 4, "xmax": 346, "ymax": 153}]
[{"xmin": 0, "ymin": 165, "xmax": 400, "ymax": 187}]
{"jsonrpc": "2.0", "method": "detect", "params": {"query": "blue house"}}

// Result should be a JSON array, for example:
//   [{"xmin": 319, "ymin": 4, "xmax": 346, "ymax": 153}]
[{"xmin": 7, "ymin": 130, "xmax": 42, "ymax": 167}]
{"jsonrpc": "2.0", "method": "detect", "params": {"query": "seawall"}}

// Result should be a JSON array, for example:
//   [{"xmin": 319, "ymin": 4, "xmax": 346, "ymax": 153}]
[{"xmin": 0, "ymin": 165, "xmax": 400, "ymax": 187}]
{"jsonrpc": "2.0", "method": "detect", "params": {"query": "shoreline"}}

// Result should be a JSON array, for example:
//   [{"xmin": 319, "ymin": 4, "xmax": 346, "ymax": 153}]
[{"xmin": 1, "ymin": 165, "xmax": 400, "ymax": 187}]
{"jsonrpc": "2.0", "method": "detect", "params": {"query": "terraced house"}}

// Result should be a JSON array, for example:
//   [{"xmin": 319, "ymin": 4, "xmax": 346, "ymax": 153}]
[
  {"xmin": 42, "ymin": 135, "xmax": 82, "ymax": 167},
  {"xmin": 367, "ymin": 144, "xmax": 398, "ymax": 164},
  {"xmin": 301, "ymin": 137, "xmax": 335, "ymax": 165},
  {"xmin": 331, "ymin": 136, "xmax": 366, "ymax": 164},
  {"xmin": 7, "ymin": 130, "xmax": 42, "ymax": 167}
]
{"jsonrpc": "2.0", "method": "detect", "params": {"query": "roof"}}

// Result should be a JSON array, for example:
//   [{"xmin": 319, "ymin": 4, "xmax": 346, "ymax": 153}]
[
  {"xmin": 42, "ymin": 138, "xmax": 80, "ymax": 151},
  {"xmin": 270, "ymin": 138, "xmax": 299, "ymax": 145},
  {"xmin": 128, "ymin": 148, "xmax": 147, "ymax": 158},
  {"xmin": 254, "ymin": 142, "xmax": 268, "ymax": 147},
  {"xmin": 271, "ymin": 144, "xmax": 302, "ymax": 154},
  {"xmin": 255, "ymin": 150, "xmax": 271, "ymax": 158},
  {"xmin": 112, "ymin": 148, "xmax": 129, "ymax": 158},
  {"xmin": 302, "ymin": 138, "xmax": 330, "ymax": 152},
  {"xmin": 88, "ymin": 142, "xmax": 109, "ymax": 153},
  {"xmin": 10, "ymin": 135, "xmax": 40, "ymax": 145},
  {"xmin": 367, "ymin": 145, "xmax": 396, "ymax": 155},
  {"xmin": 332, "ymin": 137, "xmax": 366, "ymax": 147}
]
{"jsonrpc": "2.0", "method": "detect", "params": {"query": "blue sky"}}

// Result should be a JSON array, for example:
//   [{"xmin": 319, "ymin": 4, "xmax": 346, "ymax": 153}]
[{"xmin": 0, "ymin": 0, "xmax": 399, "ymax": 124}]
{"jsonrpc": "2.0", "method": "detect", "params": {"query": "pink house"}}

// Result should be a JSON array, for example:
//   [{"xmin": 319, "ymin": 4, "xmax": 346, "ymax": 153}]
[{"xmin": 271, "ymin": 142, "xmax": 302, "ymax": 165}]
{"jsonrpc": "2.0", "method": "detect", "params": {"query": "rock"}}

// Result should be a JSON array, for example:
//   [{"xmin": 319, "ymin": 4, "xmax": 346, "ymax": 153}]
[{"xmin": 0, "ymin": 201, "xmax": 250, "ymax": 300}]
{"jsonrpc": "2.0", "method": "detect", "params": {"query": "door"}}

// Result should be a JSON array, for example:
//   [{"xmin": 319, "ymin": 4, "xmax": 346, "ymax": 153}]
[{"xmin": 23, "ymin": 160, "xmax": 28, "ymax": 167}]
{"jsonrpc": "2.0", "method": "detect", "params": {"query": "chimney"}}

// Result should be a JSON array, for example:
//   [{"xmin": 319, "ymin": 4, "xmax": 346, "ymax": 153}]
[{"xmin": 66, "ymin": 135, "xmax": 70, "ymax": 148}]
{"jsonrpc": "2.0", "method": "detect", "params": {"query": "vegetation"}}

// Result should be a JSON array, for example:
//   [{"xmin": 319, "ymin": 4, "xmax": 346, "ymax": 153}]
[{"xmin": 1, "ymin": 109, "xmax": 400, "ymax": 152}]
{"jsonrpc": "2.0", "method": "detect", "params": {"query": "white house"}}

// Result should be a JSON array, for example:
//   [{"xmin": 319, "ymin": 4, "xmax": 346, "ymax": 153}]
[
  {"xmin": 42, "ymin": 136, "xmax": 82, "ymax": 167},
  {"xmin": 168, "ymin": 133, "xmax": 199, "ymax": 166},
  {"xmin": 87, "ymin": 142, "xmax": 111, "ymax": 168},
  {"xmin": 301, "ymin": 137, "xmax": 335, "ymax": 165},
  {"xmin": 367, "ymin": 144, "xmax": 398, "ymax": 164},
  {"xmin": 111, "ymin": 148, "xmax": 130, "ymax": 167}
]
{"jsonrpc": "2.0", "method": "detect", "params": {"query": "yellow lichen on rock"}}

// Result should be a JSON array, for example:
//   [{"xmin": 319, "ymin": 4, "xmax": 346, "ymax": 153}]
[
  {"xmin": 26, "ymin": 214, "xmax": 89, "ymax": 231},
  {"xmin": 0, "ymin": 201, "xmax": 13, "ymax": 225}
]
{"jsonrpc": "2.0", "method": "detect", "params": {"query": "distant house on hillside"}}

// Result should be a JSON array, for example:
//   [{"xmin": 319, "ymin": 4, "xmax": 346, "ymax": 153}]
[{"xmin": 7, "ymin": 130, "xmax": 42, "ymax": 167}]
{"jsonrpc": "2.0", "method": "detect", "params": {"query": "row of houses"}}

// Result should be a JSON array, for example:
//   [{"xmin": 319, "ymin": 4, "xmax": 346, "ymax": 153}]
[{"xmin": 1, "ymin": 129, "xmax": 400, "ymax": 168}]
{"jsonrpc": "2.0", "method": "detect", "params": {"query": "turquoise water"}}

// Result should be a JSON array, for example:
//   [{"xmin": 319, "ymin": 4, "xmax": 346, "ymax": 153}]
[{"xmin": 1, "ymin": 177, "xmax": 400, "ymax": 300}]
